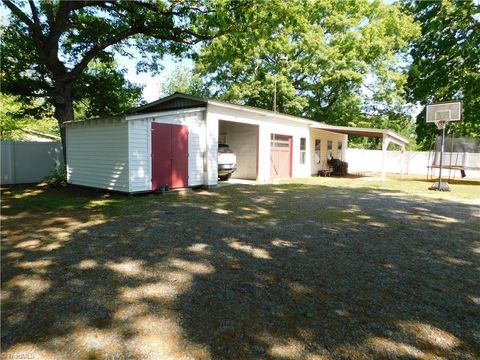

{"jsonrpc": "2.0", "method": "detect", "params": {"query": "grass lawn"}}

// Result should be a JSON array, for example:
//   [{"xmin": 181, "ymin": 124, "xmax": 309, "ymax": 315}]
[{"xmin": 2, "ymin": 176, "xmax": 479, "ymax": 359}]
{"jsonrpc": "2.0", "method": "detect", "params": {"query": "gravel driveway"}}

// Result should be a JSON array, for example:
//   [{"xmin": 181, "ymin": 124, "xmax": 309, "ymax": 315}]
[{"xmin": 2, "ymin": 179, "xmax": 479, "ymax": 359}]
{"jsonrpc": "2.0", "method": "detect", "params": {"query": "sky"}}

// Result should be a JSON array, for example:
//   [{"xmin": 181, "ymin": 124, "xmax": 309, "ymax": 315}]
[{"xmin": 115, "ymin": 52, "xmax": 193, "ymax": 103}]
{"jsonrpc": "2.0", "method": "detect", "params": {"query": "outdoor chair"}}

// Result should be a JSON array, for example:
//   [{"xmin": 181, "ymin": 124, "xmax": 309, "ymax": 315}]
[{"xmin": 318, "ymin": 161, "xmax": 333, "ymax": 177}]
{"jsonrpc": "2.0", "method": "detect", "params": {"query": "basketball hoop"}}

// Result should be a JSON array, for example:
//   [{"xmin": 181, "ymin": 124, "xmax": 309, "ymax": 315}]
[
  {"xmin": 425, "ymin": 101, "xmax": 463, "ymax": 192},
  {"xmin": 434, "ymin": 120, "xmax": 448, "ymax": 130}
]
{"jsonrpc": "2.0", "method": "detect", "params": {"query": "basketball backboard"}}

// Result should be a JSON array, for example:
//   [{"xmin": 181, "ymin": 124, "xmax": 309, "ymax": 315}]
[{"xmin": 426, "ymin": 101, "xmax": 462, "ymax": 123}]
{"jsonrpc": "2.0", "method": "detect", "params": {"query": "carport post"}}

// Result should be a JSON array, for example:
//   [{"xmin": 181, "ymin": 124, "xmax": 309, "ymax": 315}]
[
  {"xmin": 204, "ymin": 113, "xmax": 219, "ymax": 188},
  {"xmin": 400, "ymin": 144, "xmax": 405, "ymax": 179},
  {"xmin": 381, "ymin": 134, "xmax": 390, "ymax": 179}
]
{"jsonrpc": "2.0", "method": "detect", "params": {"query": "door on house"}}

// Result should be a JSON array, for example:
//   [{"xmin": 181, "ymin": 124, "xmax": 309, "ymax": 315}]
[
  {"xmin": 151, "ymin": 123, "xmax": 188, "ymax": 190},
  {"xmin": 270, "ymin": 134, "xmax": 292, "ymax": 179}
]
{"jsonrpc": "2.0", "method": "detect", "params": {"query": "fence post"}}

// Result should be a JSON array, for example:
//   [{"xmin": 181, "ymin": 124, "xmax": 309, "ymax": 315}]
[{"xmin": 11, "ymin": 141, "xmax": 17, "ymax": 184}]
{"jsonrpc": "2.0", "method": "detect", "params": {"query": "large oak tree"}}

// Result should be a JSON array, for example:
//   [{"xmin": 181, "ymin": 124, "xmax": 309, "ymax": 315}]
[{"xmin": 0, "ymin": 0, "xmax": 248, "ymax": 156}]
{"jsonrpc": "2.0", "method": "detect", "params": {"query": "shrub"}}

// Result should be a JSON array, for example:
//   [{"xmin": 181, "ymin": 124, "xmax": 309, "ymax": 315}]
[{"xmin": 44, "ymin": 166, "xmax": 67, "ymax": 187}]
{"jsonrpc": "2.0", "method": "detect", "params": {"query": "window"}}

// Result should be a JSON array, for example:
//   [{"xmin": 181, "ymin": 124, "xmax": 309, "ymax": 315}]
[
  {"xmin": 314, "ymin": 139, "xmax": 321, "ymax": 164},
  {"xmin": 337, "ymin": 142, "xmax": 343, "ymax": 160},
  {"xmin": 327, "ymin": 140, "xmax": 333, "ymax": 158},
  {"xmin": 300, "ymin": 137, "xmax": 306, "ymax": 164},
  {"xmin": 271, "ymin": 134, "xmax": 290, "ymax": 148}
]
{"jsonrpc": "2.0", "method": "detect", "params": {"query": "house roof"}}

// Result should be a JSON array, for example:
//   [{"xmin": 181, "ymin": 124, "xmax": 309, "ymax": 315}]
[
  {"xmin": 132, "ymin": 93, "xmax": 408, "ymax": 145},
  {"xmin": 130, "ymin": 92, "xmax": 314, "ymax": 125},
  {"xmin": 66, "ymin": 93, "xmax": 409, "ymax": 145}
]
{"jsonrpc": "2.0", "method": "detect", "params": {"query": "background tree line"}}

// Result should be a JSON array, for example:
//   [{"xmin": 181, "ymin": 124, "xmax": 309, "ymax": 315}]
[{"xmin": 1, "ymin": 0, "xmax": 478, "ymax": 152}]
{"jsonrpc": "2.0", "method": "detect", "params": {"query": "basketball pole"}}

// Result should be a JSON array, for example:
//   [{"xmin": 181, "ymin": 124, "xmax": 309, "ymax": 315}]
[
  {"xmin": 429, "ymin": 123, "xmax": 451, "ymax": 192},
  {"xmin": 438, "ymin": 125, "xmax": 446, "ymax": 188},
  {"xmin": 426, "ymin": 101, "xmax": 461, "ymax": 192}
]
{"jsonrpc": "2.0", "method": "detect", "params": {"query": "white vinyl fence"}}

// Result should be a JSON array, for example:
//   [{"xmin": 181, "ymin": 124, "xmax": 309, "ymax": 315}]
[
  {"xmin": 1, "ymin": 141, "xmax": 64, "ymax": 185},
  {"xmin": 346, "ymin": 148, "xmax": 480, "ymax": 179}
]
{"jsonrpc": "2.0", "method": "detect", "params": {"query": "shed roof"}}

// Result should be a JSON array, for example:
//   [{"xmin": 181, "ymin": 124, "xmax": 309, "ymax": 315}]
[{"xmin": 132, "ymin": 93, "xmax": 208, "ymax": 113}]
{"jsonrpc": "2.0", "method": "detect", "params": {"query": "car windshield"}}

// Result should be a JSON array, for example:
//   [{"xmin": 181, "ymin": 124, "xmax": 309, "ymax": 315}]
[{"xmin": 218, "ymin": 144, "xmax": 233, "ymax": 153}]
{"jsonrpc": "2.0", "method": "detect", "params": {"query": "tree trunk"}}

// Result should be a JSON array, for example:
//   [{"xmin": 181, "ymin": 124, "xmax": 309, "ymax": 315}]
[{"xmin": 53, "ymin": 81, "xmax": 74, "ymax": 163}]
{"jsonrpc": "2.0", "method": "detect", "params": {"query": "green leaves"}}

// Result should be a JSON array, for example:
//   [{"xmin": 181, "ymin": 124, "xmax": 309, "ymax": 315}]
[
  {"xmin": 0, "ymin": 94, "xmax": 58, "ymax": 140},
  {"xmin": 75, "ymin": 59, "xmax": 144, "ymax": 118},
  {"xmin": 196, "ymin": 0, "xmax": 419, "ymax": 135},
  {"xmin": 404, "ymin": 0, "xmax": 480, "ymax": 148},
  {"xmin": 4, "ymin": 0, "xmax": 474, "ymax": 152},
  {"xmin": 159, "ymin": 66, "xmax": 210, "ymax": 98},
  {"xmin": 0, "ymin": 0, "xmax": 246, "ymax": 130}
]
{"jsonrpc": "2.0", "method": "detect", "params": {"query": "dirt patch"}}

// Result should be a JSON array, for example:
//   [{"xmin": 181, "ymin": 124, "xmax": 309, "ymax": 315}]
[{"xmin": 2, "ymin": 180, "xmax": 480, "ymax": 359}]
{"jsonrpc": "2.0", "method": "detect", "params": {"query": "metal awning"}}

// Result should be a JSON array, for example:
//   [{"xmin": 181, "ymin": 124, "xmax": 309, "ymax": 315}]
[
  {"xmin": 310, "ymin": 124, "xmax": 409, "ymax": 178},
  {"xmin": 310, "ymin": 124, "xmax": 409, "ymax": 147}
]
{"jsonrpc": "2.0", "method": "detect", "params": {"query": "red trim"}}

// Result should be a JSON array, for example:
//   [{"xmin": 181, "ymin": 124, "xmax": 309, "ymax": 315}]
[
  {"xmin": 151, "ymin": 123, "xmax": 188, "ymax": 191},
  {"xmin": 171, "ymin": 125, "xmax": 189, "ymax": 188},
  {"xmin": 270, "ymin": 133, "xmax": 293, "ymax": 179}
]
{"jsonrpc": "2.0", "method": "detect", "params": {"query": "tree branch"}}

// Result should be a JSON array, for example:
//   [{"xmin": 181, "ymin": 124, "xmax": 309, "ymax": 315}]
[
  {"xmin": 1, "ymin": 0, "xmax": 35, "ymax": 29},
  {"xmin": 362, "ymin": 82, "xmax": 375, "ymax": 93},
  {"xmin": 67, "ymin": 28, "xmax": 140, "ymax": 80},
  {"xmin": 49, "ymin": 1, "xmax": 82, "ymax": 41},
  {"xmin": 67, "ymin": 24, "xmax": 210, "ymax": 81},
  {"xmin": 3, "ymin": 0, "xmax": 50, "ymax": 67},
  {"xmin": 44, "ymin": 1, "xmax": 55, "ymax": 24},
  {"xmin": 293, "ymin": 74, "xmax": 308, "ymax": 87},
  {"xmin": 170, "ymin": 26, "xmax": 212, "ymax": 42},
  {"xmin": 28, "ymin": 1, "xmax": 40, "ymax": 26}
]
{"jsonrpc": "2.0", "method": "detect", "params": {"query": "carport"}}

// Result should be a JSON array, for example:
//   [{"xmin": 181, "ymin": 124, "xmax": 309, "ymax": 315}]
[
  {"xmin": 218, "ymin": 120, "xmax": 258, "ymax": 180},
  {"xmin": 65, "ymin": 92, "xmax": 409, "ymax": 192},
  {"xmin": 311, "ymin": 124, "xmax": 409, "ymax": 178}
]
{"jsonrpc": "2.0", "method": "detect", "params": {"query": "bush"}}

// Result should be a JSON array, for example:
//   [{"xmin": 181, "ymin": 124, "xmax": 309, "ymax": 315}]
[{"xmin": 44, "ymin": 166, "xmax": 67, "ymax": 187}]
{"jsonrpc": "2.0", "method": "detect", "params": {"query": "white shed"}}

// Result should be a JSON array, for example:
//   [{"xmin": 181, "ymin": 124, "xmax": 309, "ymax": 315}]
[{"xmin": 65, "ymin": 93, "xmax": 407, "ymax": 192}]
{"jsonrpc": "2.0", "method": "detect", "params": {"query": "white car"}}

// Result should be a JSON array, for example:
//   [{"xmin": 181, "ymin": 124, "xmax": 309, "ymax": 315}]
[{"xmin": 218, "ymin": 143, "xmax": 237, "ymax": 181}]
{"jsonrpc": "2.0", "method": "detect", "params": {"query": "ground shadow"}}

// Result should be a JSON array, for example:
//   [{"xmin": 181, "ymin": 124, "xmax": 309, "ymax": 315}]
[{"xmin": 1, "ymin": 181, "xmax": 479, "ymax": 359}]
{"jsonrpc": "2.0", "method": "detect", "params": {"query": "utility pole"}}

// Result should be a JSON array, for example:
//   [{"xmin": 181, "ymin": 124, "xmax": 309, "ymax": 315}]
[{"xmin": 273, "ymin": 55, "xmax": 288, "ymax": 114}]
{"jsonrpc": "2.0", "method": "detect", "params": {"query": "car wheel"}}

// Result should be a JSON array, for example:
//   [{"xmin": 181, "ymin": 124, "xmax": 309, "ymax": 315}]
[{"xmin": 219, "ymin": 174, "xmax": 231, "ymax": 181}]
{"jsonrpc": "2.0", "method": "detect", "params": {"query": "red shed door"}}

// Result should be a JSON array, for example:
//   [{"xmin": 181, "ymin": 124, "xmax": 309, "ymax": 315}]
[
  {"xmin": 151, "ymin": 123, "xmax": 188, "ymax": 190},
  {"xmin": 270, "ymin": 134, "xmax": 292, "ymax": 179}
]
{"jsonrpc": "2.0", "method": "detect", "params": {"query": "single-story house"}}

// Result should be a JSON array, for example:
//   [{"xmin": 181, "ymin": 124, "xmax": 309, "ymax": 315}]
[{"xmin": 65, "ymin": 93, "xmax": 408, "ymax": 193}]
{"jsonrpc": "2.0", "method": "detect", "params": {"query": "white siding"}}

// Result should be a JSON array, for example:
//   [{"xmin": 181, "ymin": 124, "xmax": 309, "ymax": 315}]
[
  {"xmin": 309, "ymin": 129, "xmax": 347, "ymax": 175},
  {"xmin": 207, "ymin": 104, "xmax": 311, "ymax": 182},
  {"xmin": 66, "ymin": 104, "xmax": 357, "ymax": 193},
  {"xmin": 128, "ymin": 121, "xmax": 151, "ymax": 192},
  {"xmin": 259, "ymin": 120, "xmax": 311, "ymax": 180},
  {"xmin": 66, "ymin": 121, "xmax": 129, "ymax": 192},
  {"xmin": 205, "ymin": 111, "xmax": 219, "ymax": 185},
  {"xmin": 127, "ymin": 110, "xmax": 206, "ymax": 191},
  {"xmin": 218, "ymin": 121, "xmax": 257, "ymax": 179}
]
